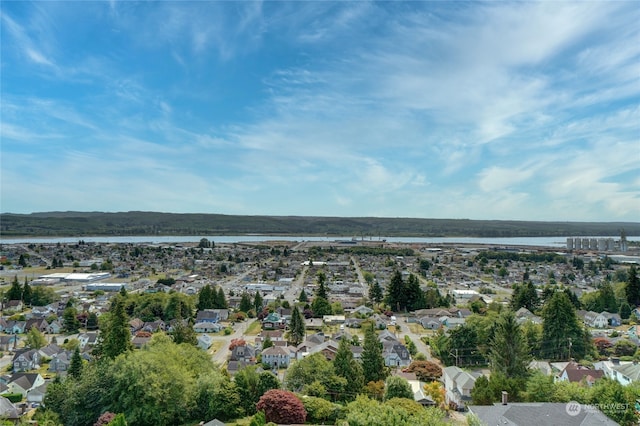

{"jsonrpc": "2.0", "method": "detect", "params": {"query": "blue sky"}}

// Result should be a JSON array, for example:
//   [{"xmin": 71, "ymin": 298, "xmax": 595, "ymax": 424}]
[{"xmin": 1, "ymin": 1, "xmax": 639, "ymax": 221}]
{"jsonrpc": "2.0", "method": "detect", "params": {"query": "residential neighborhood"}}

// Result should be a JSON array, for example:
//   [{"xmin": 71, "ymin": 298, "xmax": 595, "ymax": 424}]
[{"xmin": 0, "ymin": 237, "xmax": 638, "ymax": 425}]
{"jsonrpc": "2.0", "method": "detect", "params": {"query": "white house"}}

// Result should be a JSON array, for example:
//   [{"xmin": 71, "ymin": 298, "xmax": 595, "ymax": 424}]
[{"xmin": 442, "ymin": 366, "xmax": 479, "ymax": 408}]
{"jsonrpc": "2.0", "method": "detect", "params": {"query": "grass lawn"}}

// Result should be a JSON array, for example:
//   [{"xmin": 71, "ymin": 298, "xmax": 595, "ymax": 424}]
[
  {"xmin": 244, "ymin": 320, "xmax": 262, "ymax": 336},
  {"xmin": 208, "ymin": 341, "xmax": 224, "ymax": 355}
]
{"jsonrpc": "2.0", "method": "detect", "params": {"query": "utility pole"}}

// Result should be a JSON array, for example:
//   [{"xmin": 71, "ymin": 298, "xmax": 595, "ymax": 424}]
[
  {"xmin": 568, "ymin": 337, "xmax": 572, "ymax": 361},
  {"xmin": 450, "ymin": 348, "xmax": 459, "ymax": 367}
]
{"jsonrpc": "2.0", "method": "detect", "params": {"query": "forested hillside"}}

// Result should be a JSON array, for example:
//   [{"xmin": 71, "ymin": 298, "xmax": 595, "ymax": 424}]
[{"xmin": 1, "ymin": 211, "xmax": 639, "ymax": 237}]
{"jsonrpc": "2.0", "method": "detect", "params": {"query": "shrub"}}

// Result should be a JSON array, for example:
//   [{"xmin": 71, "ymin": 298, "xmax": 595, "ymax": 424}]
[
  {"xmin": 4, "ymin": 393, "xmax": 22, "ymax": 403},
  {"xmin": 256, "ymin": 390, "xmax": 306, "ymax": 424}
]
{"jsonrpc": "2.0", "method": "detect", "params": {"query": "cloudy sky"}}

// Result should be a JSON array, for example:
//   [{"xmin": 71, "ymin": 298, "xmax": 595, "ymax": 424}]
[{"xmin": 1, "ymin": 1, "xmax": 639, "ymax": 221}]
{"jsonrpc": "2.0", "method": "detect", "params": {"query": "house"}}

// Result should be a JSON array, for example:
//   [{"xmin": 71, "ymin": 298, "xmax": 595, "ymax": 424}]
[
  {"xmin": 195, "ymin": 309, "xmax": 229, "ymax": 323},
  {"xmin": 578, "ymin": 310, "xmax": 608, "ymax": 328},
  {"xmin": 197, "ymin": 334, "xmax": 213, "ymax": 350},
  {"xmin": 382, "ymin": 342, "xmax": 411, "ymax": 368},
  {"xmin": 24, "ymin": 318, "xmax": 48, "ymax": 334},
  {"xmin": 556, "ymin": 361, "xmax": 604, "ymax": 385},
  {"xmin": 5, "ymin": 300, "xmax": 23, "ymax": 313},
  {"xmin": 5, "ymin": 321, "xmax": 26, "ymax": 335},
  {"xmin": 142, "ymin": 320, "xmax": 166, "ymax": 333},
  {"xmin": 46, "ymin": 320, "xmax": 63, "ymax": 334},
  {"xmin": 7, "ymin": 373, "xmax": 45, "ymax": 398},
  {"xmin": 193, "ymin": 322, "xmax": 222, "ymax": 333},
  {"xmin": 610, "ymin": 362, "xmax": 640, "ymax": 386},
  {"xmin": 442, "ymin": 366, "xmax": 479, "ymax": 409},
  {"xmin": 129, "ymin": 318, "xmax": 144, "ymax": 333},
  {"xmin": 350, "ymin": 305, "xmax": 373, "ymax": 316},
  {"xmin": 601, "ymin": 311, "xmax": 622, "ymax": 327},
  {"xmin": 12, "ymin": 349, "xmax": 40, "ymax": 372},
  {"xmin": 78, "ymin": 332, "xmax": 99, "ymax": 349},
  {"xmin": 419, "ymin": 317, "xmax": 441, "ymax": 330},
  {"xmin": 27, "ymin": 383, "xmax": 47, "ymax": 405},
  {"xmin": 230, "ymin": 343, "xmax": 255, "ymax": 363},
  {"xmin": 262, "ymin": 313, "xmax": 286, "ymax": 330},
  {"xmin": 48, "ymin": 351, "xmax": 73, "ymax": 373},
  {"xmin": 131, "ymin": 334, "xmax": 152, "ymax": 349},
  {"xmin": 468, "ymin": 402, "xmax": 618, "ymax": 426},
  {"xmin": 261, "ymin": 346, "xmax": 294, "ymax": 369},
  {"xmin": 0, "ymin": 396, "xmax": 20, "ymax": 423},
  {"xmin": 38, "ymin": 343, "xmax": 63, "ymax": 359},
  {"xmin": 0, "ymin": 335, "xmax": 19, "ymax": 352}
]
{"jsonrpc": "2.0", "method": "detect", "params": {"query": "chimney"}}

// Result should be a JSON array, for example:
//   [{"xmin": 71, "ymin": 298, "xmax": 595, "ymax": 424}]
[
  {"xmin": 612, "ymin": 358, "xmax": 620, "ymax": 365},
  {"xmin": 501, "ymin": 391, "xmax": 508, "ymax": 405}
]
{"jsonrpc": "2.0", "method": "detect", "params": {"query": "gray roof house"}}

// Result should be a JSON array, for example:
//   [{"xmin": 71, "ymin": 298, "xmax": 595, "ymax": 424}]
[
  {"xmin": 469, "ymin": 402, "xmax": 618, "ymax": 426},
  {"xmin": 442, "ymin": 366, "xmax": 480, "ymax": 409}
]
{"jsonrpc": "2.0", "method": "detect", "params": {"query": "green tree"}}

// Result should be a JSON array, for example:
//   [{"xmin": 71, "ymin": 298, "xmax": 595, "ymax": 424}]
[
  {"xmin": 214, "ymin": 287, "xmax": 228, "ymax": 309},
  {"xmin": 6, "ymin": 276, "xmax": 22, "ymax": 301},
  {"xmin": 471, "ymin": 375, "xmax": 493, "ymax": 405},
  {"xmin": 369, "ymin": 281, "xmax": 384, "ymax": 305},
  {"xmin": 384, "ymin": 376, "xmax": 413, "ymax": 400},
  {"xmin": 101, "ymin": 296, "xmax": 133, "ymax": 359},
  {"xmin": 385, "ymin": 270, "xmax": 406, "ymax": 311},
  {"xmin": 194, "ymin": 371, "xmax": 242, "ymax": 421},
  {"xmin": 63, "ymin": 307, "xmax": 81, "ymax": 333},
  {"xmin": 253, "ymin": 291, "xmax": 264, "ymax": 312},
  {"xmin": 288, "ymin": 305, "xmax": 306, "ymax": 346},
  {"xmin": 510, "ymin": 282, "xmax": 540, "ymax": 312},
  {"xmin": 619, "ymin": 302, "xmax": 632, "ymax": 320},
  {"xmin": 316, "ymin": 272, "xmax": 328, "ymax": 299},
  {"xmin": 599, "ymin": 282, "xmax": 618, "ymax": 313},
  {"xmin": 18, "ymin": 254, "xmax": 27, "ymax": 267},
  {"xmin": 86, "ymin": 312, "xmax": 99, "ymax": 330},
  {"xmin": 197, "ymin": 285, "xmax": 215, "ymax": 311},
  {"xmin": 448, "ymin": 324, "xmax": 483, "ymax": 366},
  {"xmin": 625, "ymin": 265, "xmax": 640, "ymax": 307},
  {"xmin": 22, "ymin": 279, "xmax": 33, "ymax": 305},
  {"xmin": 234, "ymin": 366, "xmax": 261, "ymax": 415},
  {"xmin": 311, "ymin": 296, "xmax": 332, "ymax": 318},
  {"xmin": 489, "ymin": 310, "xmax": 530, "ymax": 379},
  {"xmin": 257, "ymin": 371, "xmax": 281, "ymax": 397},
  {"xmin": 239, "ymin": 292, "xmax": 253, "ymax": 313},
  {"xmin": 542, "ymin": 292, "xmax": 589, "ymax": 360},
  {"xmin": 285, "ymin": 353, "xmax": 336, "ymax": 393},
  {"xmin": 164, "ymin": 292, "xmax": 193, "ymax": 321},
  {"xmin": 26, "ymin": 326, "xmax": 47, "ymax": 349},
  {"xmin": 298, "ymin": 289, "xmax": 308, "ymax": 303},
  {"xmin": 405, "ymin": 274, "xmax": 426, "ymax": 311},
  {"xmin": 361, "ymin": 324, "xmax": 387, "ymax": 384},
  {"xmin": 68, "ymin": 347, "xmax": 83, "ymax": 379},
  {"xmin": 524, "ymin": 371, "xmax": 554, "ymax": 402},
  {"xmin": 170, "ymin": 319, "xmax": 197, "ymax": 346},
  {"xmin": 334, "ymin": 336, "xmax": 364, "ymax": 401},
  {"xmin": 262, "ymin": 335, "xmax": 274, "ymax": 350}
]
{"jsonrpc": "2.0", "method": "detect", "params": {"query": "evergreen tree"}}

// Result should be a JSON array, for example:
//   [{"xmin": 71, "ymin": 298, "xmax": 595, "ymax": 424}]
[
  {"xmin": 197, "ymin": 285, "xmax": 215, "ymax": 311},
  {"xmin": 253, "ymin": 291, "xmax": 264, "ymax": 312},
  {"xmin": 334, "ymin": 336, "xmax": 364, "ymax": 401},
  {"xmin": 563, "ymin": 288, "xmax": 582, "ymax": 310},
  {"xmin": 298, "ymin": 289, "xmax": 308, "ymax": 303},
  {"xmin": 316, "ymin": 272, "xmax": 328, "ymax": 300},
  {"xmin": 619, "ymin": 302, "xmax": 632, "ymax": 320},
  {"xmin": 361, "ymin": 324, "xmax": 387, "ymax": 384},
  {"xmin": 102, "ymin": 296, "xmax": 133, "ymax": 359},
  {"xmin": 311, "ymin": 296, "xmax": 332, "ymax": 318},
  {"xmin": 489, "ymin": 310, "xmax": 530, "ymax": 379},
  {"xmin": 510, "ymin": 282, "xmax": 540, "ymax": 312},
  {"xmin": 625, "ymin": 265, "xmax": 640, "ymax": 307},
  {"xmin": 289, "ymin": 306, "xmax": 305, "ymax": 346},
  {"xmin": 215, "ymin": 287, "xmax": 228, "ymax": 309},
  {"xmin": 7, "ymin": 276, "xmax": 22, "ymax": 301},
  {"xmin": 87, "ymin": 312, "xmax": 99, "ymax": 330},
  {"xmin": 542, "ymin": 292, "xmax": 588, "ymax": 360},
  {"xmin": 262, "ymin": 335, "xmax": 274, "ymax": 350},
  {"xmin": 599, "ymin": 282, "xmax": 618, "ymax": 313},
  {"xmin": 405, "ymin": 274, "xmax": 426, "ymax": 311},
  {"xmin": 369, "ymin": 281, "xmax": 383, "ymax": 305},
  {"xmin": 171, "ymin": 318, "xmax": 198, "ymax": 346},
  {"xmin": 239, "ymin": 292, "xmax": 253, "ymax": 313},
  {"xmin": 63, "ymin": 307, "xmax": 81, "ymax": 333},
  {"xmin": 18, "ymin": 254, "xmax": 27, "ymax": 267},
  {"xmin": 68, "ymin": 347, "xmax": 83, "ymax": 379},
  {"xmin": 22, "ymin": 279, "xmax": 32, "ymax": 305},
  {"xmin": 385, "ymin": 270, "xmax": 405, "ymax": 311}
]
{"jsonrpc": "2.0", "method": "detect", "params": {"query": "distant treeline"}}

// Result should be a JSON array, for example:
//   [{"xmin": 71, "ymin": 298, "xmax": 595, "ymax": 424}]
[{"xmin": 0, "ymin": 211, "xmax": 638, "ymax": 238}]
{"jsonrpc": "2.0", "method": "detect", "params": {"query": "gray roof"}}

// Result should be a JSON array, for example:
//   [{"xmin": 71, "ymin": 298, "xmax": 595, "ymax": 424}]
[
  {"xmin": 469, "ymin": 402, "xmax": 619, "ymax": 426},
  {"xmin": 613, "ymin": 362, "xmax": 640, "ymax": 382}
]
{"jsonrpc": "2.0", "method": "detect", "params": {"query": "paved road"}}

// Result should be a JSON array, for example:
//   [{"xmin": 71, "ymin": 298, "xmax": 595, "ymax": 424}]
[
  {"xmin": 395, "ymin": 321, "xmax": 435, "ymax": 362},
  {"xmin": 210, "ymin": 319, "xmax": 252, "ymax": 366}
]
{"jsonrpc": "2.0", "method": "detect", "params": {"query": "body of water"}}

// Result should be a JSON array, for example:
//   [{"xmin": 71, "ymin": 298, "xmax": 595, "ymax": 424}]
[{"xmin": 1, "ymin": 235, "xmax": 638, "ymax": 247}]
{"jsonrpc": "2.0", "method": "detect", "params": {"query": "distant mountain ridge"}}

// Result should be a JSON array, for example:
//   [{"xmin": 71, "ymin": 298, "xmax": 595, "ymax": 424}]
[{"xmin": 1, "ymin": 211, "xmax": 638, "ymax": 238}]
